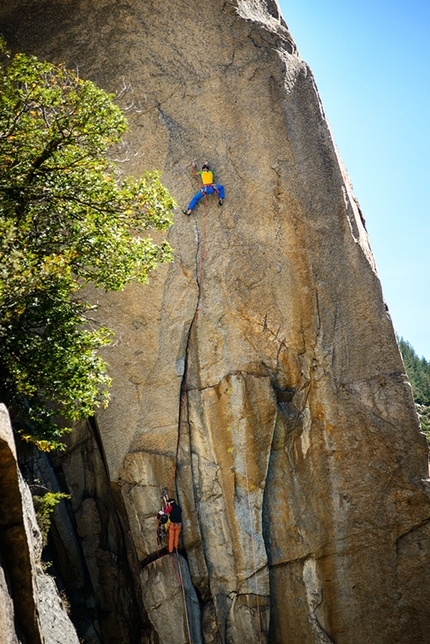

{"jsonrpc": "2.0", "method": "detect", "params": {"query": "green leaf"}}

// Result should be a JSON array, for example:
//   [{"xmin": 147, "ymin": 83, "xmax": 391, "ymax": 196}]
[{"xmin": 0, "ymin": 42, "xmax": 176, "ymax": 450}]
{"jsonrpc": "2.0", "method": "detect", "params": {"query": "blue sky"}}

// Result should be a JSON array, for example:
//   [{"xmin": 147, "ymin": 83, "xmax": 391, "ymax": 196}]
[{"xmin": 278, "ymin": 1, "xmax": 430, "ymax": 359}]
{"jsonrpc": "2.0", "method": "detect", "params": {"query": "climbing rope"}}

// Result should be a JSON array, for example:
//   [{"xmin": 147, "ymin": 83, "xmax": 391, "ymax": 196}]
[
  {"xmin": 167, "ymin": 194, "xmax": 209, "ymax": 496},
  {"xmin": 243, "ymin": 453, "xmax": 264, "ymax": 644},
  {"xmin": 197, "ymin": 194, "xmax": 208, "ymax": 309},
  {"xmin": 172, "ymin": 550, "xmax": 194, "ymax": 644},
  {"xmin": 158, "ymin": 197, "xmax": 210, "ymax": 643}
]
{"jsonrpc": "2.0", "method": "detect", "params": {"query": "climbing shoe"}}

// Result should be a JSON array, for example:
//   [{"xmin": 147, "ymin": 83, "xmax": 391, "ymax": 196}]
[
  {"xmin": 218, "ymin": 198, "xmax": 223, "ymax": 206},
  {"xmin": 183, "ymin": 209, "xmax": 191, "ymax": 216}
]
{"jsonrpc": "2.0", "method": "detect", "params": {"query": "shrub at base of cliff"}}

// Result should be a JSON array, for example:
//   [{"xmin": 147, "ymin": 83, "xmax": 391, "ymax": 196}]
[
  {"xmin": 0, "ymin": 40, "xmax": 176, "ymax": 450},
  {"xmin": 32, "ymin": 489, "xmax": 71, "ymax": 548}
]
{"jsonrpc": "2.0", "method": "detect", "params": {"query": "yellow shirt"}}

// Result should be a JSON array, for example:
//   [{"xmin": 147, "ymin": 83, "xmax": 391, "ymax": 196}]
[{"xmin": 199, "ymin": 170, "xmax": 214, "ymax": 185}]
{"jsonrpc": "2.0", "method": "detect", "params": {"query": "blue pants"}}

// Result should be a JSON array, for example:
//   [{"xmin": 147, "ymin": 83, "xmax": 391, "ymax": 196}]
[{"xmin": 187, "ymin": 184, "xmax": 225, "ymax": 211}]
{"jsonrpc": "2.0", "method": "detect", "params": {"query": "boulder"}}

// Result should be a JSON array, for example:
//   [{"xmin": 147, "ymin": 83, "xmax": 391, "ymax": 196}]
[{"xmin": 141, "ymin": 553, "xmax": 202, "ymax": 644}]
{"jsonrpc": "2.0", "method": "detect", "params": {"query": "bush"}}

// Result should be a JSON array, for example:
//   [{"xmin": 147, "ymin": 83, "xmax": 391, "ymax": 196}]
[
  {"xmin": 32, "ymin": 490, "xmax": 71, "ymax": 546},
  {"xmin": 0, "ymin": 41, "xmax": 176, "ymax": 449}
]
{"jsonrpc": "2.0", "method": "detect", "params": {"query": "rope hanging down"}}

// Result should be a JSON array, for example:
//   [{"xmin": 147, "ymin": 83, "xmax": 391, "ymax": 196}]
[
  {"xmin": 243, "ymin": 452, "xmax": 264, "ymax": 644},
  {"xmin": 168, "ymin": 195, "xmax": 209, "ymax": 496},
  {"xmin": 172, "ymin": 550, "xmax": 193, "ymax": 644},
  {"xmin": 160, "ymin": 198, "xmax": 209, "ymax": 644}
]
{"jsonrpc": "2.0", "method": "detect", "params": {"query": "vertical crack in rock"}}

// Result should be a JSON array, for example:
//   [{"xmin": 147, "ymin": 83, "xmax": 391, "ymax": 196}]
[
  {"xmin": 176, "ymin": 216, "xmax": 206, "ymax": 488},
  {"xmin": 160, "ymin": 215, "xmax": 208, "ymax": 641}
]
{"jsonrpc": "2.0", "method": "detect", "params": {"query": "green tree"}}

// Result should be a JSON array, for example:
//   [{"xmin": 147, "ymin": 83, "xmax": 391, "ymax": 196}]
[
  {"xmin": 398, "ymin": 337, "xmax": 430, "ymax": 442},
  {"xmin": 0, "ymin": 42, "xmax": 175, "ymax": 450}
]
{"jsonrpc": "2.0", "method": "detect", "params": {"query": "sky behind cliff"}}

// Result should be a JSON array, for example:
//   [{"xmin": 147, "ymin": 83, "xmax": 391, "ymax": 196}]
[{"xmin": 279, "ymin": 0, "xmax": 430, "ymax": 359}]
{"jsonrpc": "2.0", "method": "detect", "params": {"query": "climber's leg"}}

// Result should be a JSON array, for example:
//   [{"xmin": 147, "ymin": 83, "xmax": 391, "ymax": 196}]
[
  {"xmin": 216, "ymin": 184, "xmax": 225, "ymax": 200},
  {"xmin": 168, "ymin": 526, "xmax": 174, "ymax": 553},
  {"xmin": 215, "ymin": 184, "xmax": 225, "ymax": 205},
  {"xmin": 173, "ymin": 523, "xmax": 181, "ymax": 550},
  {"xmin": 183, "ymin": 188, "xmax": 205, "ymax": 215}
]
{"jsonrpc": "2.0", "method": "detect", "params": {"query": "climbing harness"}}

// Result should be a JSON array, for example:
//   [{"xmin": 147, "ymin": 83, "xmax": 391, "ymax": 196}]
[{"xmin": 200, "ymin": 183, "xmax": 219, "ymax": 196}]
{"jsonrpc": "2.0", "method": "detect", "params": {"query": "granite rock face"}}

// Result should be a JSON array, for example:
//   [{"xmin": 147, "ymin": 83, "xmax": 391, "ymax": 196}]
[
  {"xmin": 0, "ymin": 405, "xmax": 80, "ymax": 644},
  {"xmin": 1, "ymin": 1, "xmax": 430, "ymax": 643},
  {"xmin": 21, "ymin": 419, "xmax": 147, "ymax": 644}
]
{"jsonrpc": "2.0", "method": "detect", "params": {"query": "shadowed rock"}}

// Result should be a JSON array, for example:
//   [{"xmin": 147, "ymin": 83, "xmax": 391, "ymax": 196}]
[{"xmin": 0, "ymin": 405, "xmax": 80, "ymax": 644}]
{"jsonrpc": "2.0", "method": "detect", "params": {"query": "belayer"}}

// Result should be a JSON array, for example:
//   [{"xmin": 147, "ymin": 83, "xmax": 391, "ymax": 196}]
[
  {"xmin": 163, "ymin": 498, "xmax": 182, "ymax": 553},
  {"xmin": 183, "ymin": 161, "xmax": 224, "ymax": 215}
]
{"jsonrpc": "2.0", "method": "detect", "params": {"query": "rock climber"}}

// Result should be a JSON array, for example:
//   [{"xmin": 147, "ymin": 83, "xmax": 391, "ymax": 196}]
[
  {"xmin": 163, "ymin": 498, "xmax": 182, "ymax": 553},
  {"xmin": 183, "ymin": 161, "xmax": 224, "ymax": 215}
]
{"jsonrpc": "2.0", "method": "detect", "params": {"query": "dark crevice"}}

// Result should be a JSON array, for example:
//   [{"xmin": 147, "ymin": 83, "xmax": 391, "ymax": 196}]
[
  {"xmin": 175, "ymin": 220, "xmax": 204, "ymax": 479},
  {"xmin": 273, "ymin": 386, "xmax": 296, "ymax": 404},
  {"xmin": 87, "ymin": 415, "xmax": 111, "ymax": 478},
  {"xmin": 140, "ymin": 546, "xmax": 187, "ymax": 570}
]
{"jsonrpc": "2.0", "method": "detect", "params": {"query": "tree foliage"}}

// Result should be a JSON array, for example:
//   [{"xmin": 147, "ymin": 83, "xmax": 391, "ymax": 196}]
[
  {"xmin": 32, "ymin": 490, "xmax": 71, "ymax": 546},
  {"xmin": 0, "ymin": 41, "xmax": 176, "ymax": 449},
  {"xmin": 398, "ymin": 337, "xmax": 430, "ymax": 440}
]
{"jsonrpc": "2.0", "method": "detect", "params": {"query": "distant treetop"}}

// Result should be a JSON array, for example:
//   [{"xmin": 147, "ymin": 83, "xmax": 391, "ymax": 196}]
[{"xmin": 398, "ymin": 337, "xmax": 430, "ymax": 441}]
